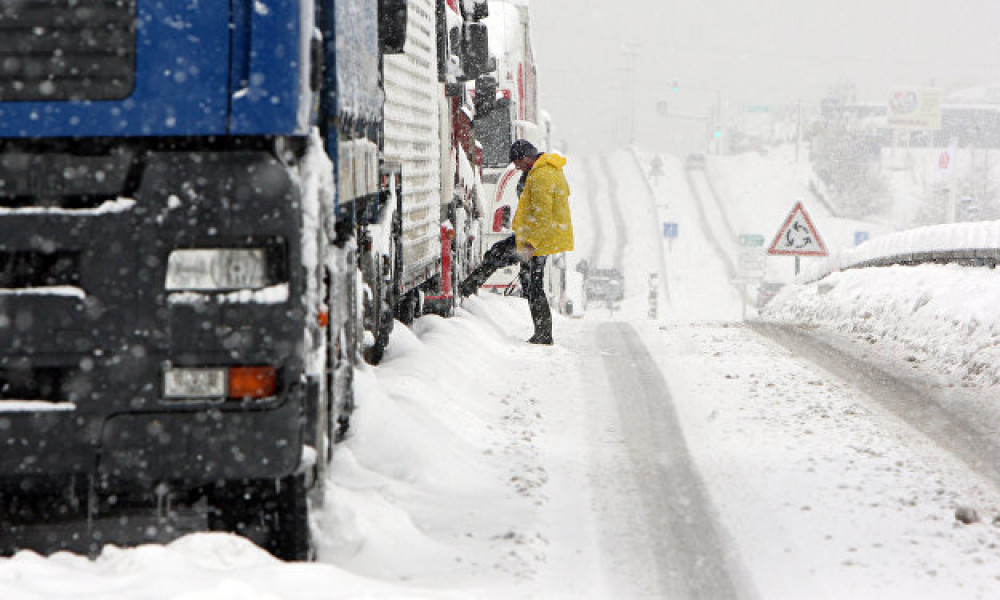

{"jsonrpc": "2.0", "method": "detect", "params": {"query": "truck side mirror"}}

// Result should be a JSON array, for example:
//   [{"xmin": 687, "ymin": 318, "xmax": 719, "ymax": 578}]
[
  {"xmin": 460, "ymin": 0, "xmax": 489, "ymax": 21},
  {"xmin": 461, "ymin": 23, "xmax": 490, "ymax": 80},
  {"xmin": 474, "ymin": 97, "xmax": 514, "ymax": 167},
  {"xmin": 379, "ymin": 0, "xmax": 408, "ymax": 54},
  {"xmin": 474, "ymin": 75, "xmax": 498, "ymax": 114},
  {"xmin": 472, "ymin": 0, "xmax": 488, "ymax": 20}
]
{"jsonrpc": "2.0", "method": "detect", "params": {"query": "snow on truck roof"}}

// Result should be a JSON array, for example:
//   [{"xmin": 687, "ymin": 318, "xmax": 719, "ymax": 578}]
[{"xmin": 485, "ymin": 1, "xmax": 528, "ymax": 57}]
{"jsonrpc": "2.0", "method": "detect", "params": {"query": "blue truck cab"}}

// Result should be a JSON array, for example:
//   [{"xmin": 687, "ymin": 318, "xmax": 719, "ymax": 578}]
[{"xmin": 0, "ymin": 0, "xmax": 394, "ymax": 560}]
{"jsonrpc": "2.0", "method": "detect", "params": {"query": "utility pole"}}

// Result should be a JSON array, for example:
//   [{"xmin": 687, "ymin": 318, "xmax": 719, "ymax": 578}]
[{"xmin": 620, "ymin": 46, "xmax": 640, "ymax": 147}]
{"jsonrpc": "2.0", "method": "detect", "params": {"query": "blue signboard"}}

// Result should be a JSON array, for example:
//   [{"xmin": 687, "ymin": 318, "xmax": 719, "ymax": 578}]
[
  {"xmin": 663, "ymin": 222, "xmax": 679, "ymax": 238},
  {"xmin": 854, "ymin": 231, "xmax": 869, "ymax": 245}
]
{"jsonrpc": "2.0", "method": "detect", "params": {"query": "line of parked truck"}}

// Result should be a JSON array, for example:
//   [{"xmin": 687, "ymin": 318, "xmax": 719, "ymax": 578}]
[{"xmin": 0, "ymin": 0, "xmax": 558, "ymax": 559}]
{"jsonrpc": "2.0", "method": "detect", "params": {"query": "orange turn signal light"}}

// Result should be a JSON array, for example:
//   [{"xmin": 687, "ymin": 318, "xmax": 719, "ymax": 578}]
[{"xmin": 228, "ymin": 366, "xmax": 277, "ymax": 399}]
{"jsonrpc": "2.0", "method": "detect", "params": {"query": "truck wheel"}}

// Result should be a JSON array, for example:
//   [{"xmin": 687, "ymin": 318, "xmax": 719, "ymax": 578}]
[
  {"xmin": 332, "ymin": 319, "xmax": 355, "ymax": 443},
  {"xmin": 209, "ymin": 474, "xmax": 314, "ymax": 562},
  {"xmin": 266, "ymin": 473, "xmax": 313, "ymax": 561},
  {"xmin": 362, "ymin": 250, "xmax": 395, "ymax": 364},
  {"xmin": 396, "ymin": 289, "xmax": 422, "ymax": 324},
  {"xmin": 422, "ymin": 275, "xmax": 456, "ymax": 317},
  {"xmin": 325, "ymin": 263, "xmax": 357, "ymax": 442}
]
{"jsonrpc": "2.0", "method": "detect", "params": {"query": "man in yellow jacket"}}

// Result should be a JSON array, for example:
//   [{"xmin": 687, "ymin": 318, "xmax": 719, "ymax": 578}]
[{"xmin": 458, "ymin": 139, "xmax": 574, "ymax": 345}]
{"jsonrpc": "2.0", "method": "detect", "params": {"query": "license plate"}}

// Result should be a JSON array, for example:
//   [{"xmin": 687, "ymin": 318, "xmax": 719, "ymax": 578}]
[{"xmin": 163, "ymin": 368, "xmax": 227, "ymax": 399}]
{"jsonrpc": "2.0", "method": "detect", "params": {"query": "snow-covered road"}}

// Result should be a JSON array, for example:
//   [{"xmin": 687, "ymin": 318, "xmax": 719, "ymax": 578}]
[
  {"xmin": 585, "ymin": 321, "xmax": 747, "ymax": 599},
  {"xmin": 5, "ymin": 148, "xmax": 1000, "ymax": 599}
]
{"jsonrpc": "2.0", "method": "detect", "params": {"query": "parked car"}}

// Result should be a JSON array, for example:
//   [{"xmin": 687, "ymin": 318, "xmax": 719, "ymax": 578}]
[
  {"xmin": 584, "ymin": 268, "xmax": 625, "ymax": 303},
  {"xmin": 685, "ymin": 153, "xmax": 706, "ymax": 169}
]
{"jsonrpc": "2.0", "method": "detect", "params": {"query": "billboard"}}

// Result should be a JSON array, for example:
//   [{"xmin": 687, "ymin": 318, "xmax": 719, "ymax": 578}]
[{"xmin": 887, "ymin": 88, "xmax": 942, "ymax": 130}]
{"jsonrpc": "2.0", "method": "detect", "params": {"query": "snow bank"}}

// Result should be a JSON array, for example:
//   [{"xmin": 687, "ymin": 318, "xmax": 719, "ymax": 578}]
[{"xmin": 764, "ymin": 263, "xmax": 1000, "ymax": 385}]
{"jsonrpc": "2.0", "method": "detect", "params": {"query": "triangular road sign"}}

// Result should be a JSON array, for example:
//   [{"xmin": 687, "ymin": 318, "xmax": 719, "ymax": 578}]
[{"xmin": 767, "ymin": 202, "xmax": 828, "ymax": 256}]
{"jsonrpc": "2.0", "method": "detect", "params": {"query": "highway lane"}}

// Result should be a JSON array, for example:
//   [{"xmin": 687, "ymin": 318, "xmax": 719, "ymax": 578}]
[{"xmin": 582, "ymin": 321, "xmax": 755, "ymax": 599}]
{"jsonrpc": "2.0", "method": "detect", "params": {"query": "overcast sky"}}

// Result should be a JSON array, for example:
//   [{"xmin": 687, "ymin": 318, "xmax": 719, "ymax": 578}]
[{"xmin": 530, "ymin": 0, "xmax": 1000, "ymax": 155}]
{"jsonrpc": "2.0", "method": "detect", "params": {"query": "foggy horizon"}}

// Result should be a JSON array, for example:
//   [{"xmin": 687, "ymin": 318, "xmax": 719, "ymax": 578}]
[{"xmin": 530, "ymin": 0, "xmax": 1000, "ymax": 155}]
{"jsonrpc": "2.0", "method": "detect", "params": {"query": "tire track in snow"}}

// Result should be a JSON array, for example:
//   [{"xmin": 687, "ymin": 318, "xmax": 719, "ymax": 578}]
[
  {"xmin": 582, "ymin": 156, "xmax": 605, "ymax": 269},
  {"xmin": 598, "ymin": 154, "xmax": 627, "ymax": 271},
  {"xmin": 751, "ymin": 321, "xmax": 1000, "ymax": 487},
  {"xmin": 592, "ymin": 321, "xmax": 753, "ymax": 600},
  {"xmin": 685, "ymin": 167, "xmax": 739, "ymax": 282}
]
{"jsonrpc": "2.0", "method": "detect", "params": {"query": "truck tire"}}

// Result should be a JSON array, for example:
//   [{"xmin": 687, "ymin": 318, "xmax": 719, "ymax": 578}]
[
  {"xmin": 266, "ymin": 473, "xmax": 313, "ymax": 561},
  {"xmin": 422, "ymin": 274, "xmax": 457, "ymax": 317},
  {"xmin": 363, "ymin": 251, "xmax": 395, "ymax": 364},
  {"xmin": 332, "ymin": 318, "xmax": 355, "ymax": 443},
  {"xmin": 209, "ymin": 474, "xmax": 314, "ymax": 562},
  {"xmin": 396, "ymin": 288, "xmax": 423, "ymax": 324}
]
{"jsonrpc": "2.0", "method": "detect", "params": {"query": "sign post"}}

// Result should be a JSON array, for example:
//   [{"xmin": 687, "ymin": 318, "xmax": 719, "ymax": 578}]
[
  {"xmin": 738, "ymin": 233, "xmax": 766, "ymax": 276},
  {"xmin": 938, "ymin": 144, "xmax": 957, "ymax": 222},
  {"xmin": 767, "ymin": 202, "xmax": 828, "ymax": 275},
  {"xmin": 737, "ymin": 233, "xmax": 766, "ymax": 320},
  {"xmin": 663, "ymin": 222, "xmax": 678, "ymax": 250}
]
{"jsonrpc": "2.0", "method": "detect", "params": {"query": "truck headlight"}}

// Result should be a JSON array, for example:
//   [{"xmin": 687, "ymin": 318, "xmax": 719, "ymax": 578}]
[{"xmin": 166, "ymin": 248, "xmax": 268, "ymax": 291}]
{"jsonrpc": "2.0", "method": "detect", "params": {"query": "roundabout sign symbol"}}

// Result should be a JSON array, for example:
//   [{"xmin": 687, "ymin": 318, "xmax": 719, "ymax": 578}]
[{"xmin": 768, "ymin": 202, "xmax": 827, "ymax": 257}]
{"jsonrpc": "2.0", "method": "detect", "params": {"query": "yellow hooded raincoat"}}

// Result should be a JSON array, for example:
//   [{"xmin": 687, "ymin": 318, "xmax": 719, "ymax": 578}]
[{"xmin": 512, "ymin": 153, "xmax": 574, "ymax": 256}]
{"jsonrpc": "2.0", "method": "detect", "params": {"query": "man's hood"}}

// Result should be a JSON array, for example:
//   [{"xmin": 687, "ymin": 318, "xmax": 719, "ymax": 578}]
[{"xmin": 532, "ymin": 153, "xmax": 567, "ymax": 171}]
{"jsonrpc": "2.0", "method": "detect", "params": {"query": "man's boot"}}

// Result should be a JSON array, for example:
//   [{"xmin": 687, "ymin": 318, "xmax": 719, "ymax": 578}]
[
  {"xmin": 459, "ymin": 236, "xmax": 518, "ymax": 297},
  {"xmin": 458, "ymin": 267, "xmax": 488, "ymax": 298},
  {"xmin": 527, "ymin": 298, "xmax": 553, "ymax": 344}
]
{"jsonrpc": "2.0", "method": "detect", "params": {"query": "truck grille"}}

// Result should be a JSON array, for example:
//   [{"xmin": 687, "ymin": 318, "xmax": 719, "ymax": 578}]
[
  {"xmin": 0, "ymin": 0, "xmax": 137, "ymax": 101},
  {"xmin": 0, "ymin": 367, "xmax": 75, "ymax": 402},
  {"xmin": 0, "ymin": 251, "xmax": 80, "ymax": 289}
]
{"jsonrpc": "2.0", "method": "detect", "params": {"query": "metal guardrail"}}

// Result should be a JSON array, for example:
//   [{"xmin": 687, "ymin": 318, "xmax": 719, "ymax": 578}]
[
  {"xmin": 804, "ymin": 239, "xmax": 1000, "ymax": 284},
  {"xmin": 796, "ymin": 201, "xmax": 1000, "ymax": 283},
  {"xmin": 837, "ymin": 248, "xmax": 1000, "ymax": 271}
]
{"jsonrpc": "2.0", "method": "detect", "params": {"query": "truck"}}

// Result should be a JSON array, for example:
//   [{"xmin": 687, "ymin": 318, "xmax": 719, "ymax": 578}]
[
  {"xmin": 470, "ymin": 0, "xmax": 572, "ymax": 312},
  {"xmin": 0, "ymin": 0, "xmax": 491, "ymax": 560},
  {"xmin": 374, "ymin": 0, "xmax": 491, "ymax": 336},
  {"xmin": 473, "ymin": 0, "xmax": 538, "ymax": 297}
]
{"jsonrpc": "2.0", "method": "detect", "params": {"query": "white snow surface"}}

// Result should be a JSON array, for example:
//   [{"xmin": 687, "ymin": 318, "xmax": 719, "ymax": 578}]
[
  {"xmin": 0, "ymin": 286, "xmax": 85, "ymax": 299},
  {"xmin": 166, "ymin": 283, "xmax": 290, "ymax": 305},
  {"xmin": 5, "ymin": 146, "xmax": 1000, "ymax": 598},
  {"xmin": 0, "ymin": 198, "xmax": 135, "ymax": 215}
]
